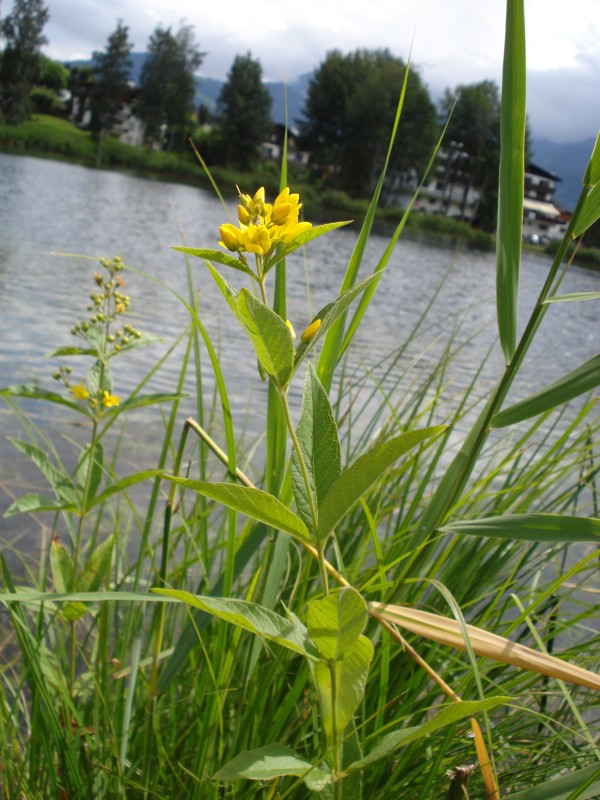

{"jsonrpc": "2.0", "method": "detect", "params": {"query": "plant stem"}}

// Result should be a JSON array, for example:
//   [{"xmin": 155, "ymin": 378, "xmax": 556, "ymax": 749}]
[{"xmin": 279, "ymin": 390, "xmax": 329, "ymax": 595}]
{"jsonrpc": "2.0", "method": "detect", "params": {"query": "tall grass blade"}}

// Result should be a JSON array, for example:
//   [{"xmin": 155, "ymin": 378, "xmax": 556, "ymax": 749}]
[{"xmin": 496, "ymin": 0, "xmax": 526, "ymax": 362}]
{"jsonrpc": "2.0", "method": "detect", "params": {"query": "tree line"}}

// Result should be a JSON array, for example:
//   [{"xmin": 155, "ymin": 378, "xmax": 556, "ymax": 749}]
[{"xmin": 1, "ymin": 0, "xmax": 508, "ymax": 230}]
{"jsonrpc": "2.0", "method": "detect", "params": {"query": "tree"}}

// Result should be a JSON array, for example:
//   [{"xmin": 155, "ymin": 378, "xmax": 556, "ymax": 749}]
[
  {"xmin": 89, "ymin": 21, "xmax": 132, "ymax": 137},
  {"xmin": 299, "ymin": 49, "xmax": 439, "ymax": 197},
  {"xmin": 216, "ymin": 53, "xmax": 272, "ymax": 168},
  {"xmin": 0, "ymin": 0, "xmax": 49, "ymax": 123},
  {"xmin": 138, "ymin": 23, "xmax": 204, "ymax": 150},
  {"xmin": 38, "ymin": 55, "xmax": 68, "ymax": 91},
  {"xmin": 440, "ymin": 81, "xmax": 501, "ymax": 229}
]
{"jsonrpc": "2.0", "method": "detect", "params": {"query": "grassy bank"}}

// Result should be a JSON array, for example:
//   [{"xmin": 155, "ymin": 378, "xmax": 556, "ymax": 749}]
[{"xmin": 0, "ymin": 114, "xmax": 499, "ymax": 251}]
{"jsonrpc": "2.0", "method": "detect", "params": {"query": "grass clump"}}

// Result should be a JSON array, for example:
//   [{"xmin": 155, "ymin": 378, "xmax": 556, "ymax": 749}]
[{"xmin": 1, "ymin": 3, "xmax": 599, "ymax": 799}]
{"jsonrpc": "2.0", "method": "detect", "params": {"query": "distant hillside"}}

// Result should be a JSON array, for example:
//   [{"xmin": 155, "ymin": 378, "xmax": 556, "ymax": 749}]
[{"xmin": 531, "ymin": 136, "xmax": 596, "ymax": 211}]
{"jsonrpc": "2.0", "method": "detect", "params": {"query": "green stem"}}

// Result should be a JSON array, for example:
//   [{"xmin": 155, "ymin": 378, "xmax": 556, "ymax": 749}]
[
  {"xmin": 149, "ymin": 419, "xmax": 191, "ymax": 697},
  {"xmin": 279, "ymin": 390, "xmax": 329, "ymax": 595}
]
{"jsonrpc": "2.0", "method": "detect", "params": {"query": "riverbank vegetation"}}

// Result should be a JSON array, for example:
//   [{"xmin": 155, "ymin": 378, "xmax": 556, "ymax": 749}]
[{"xmin": 1, "ymin": 2, "xmax": 600, "ymax": 799}]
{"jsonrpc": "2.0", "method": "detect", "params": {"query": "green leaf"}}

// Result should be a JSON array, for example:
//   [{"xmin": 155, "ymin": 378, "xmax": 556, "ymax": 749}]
[
  {"xmin": 152, "ymin": 590, "xmax": 319, "ymax": 660},
  {"xmin": 173, "ymin": 246, "xmax": 255, "ymax": 277},
  {"xmin": 4, "ymin": 493, "xmax": 78, "ymax": 517},
  {"xmin": 345, "ymin": 698, "xmax": 509, "ymax": 773},
  {"xmin": 491, "ymin": 354, "xmax": 600, "ymax": 428},
  {"xmin": 74, "ymin": 442, "xmax": 103, "ymax": 502},
  {"xmin": 441, "ymin": 513, "xmax": 600, "ymax": 543},
  {"xmin": 205, "ymin": 261, "xmax": 241, "ymax": 320},
  {"xmin": 78, "ymin": 534, "xmax": 114, "ymax": 592},
  {"xmin": 496, "ymin": 0, "xmax": 526, "ymax": 362},
  {"xmin": 162, "ymin": 477, "xmax": 311, "ymax": 543},
  {"xmin": 87, "ymin": 469, "xmax": 164, "ymax": 509},
  {"xmin": 294, "ymin": 272, "xmax": 381, "ymax": 374},
  {"xmin": 317, "ymin": 426, "xmax": 446, "ymax": 539},
  {"xmin": 237, "ymin": 290, "xmax": 294, "ymax": 389},
  {"xmin": 314, "ymin": 636, "xmax": 373, "ymax": 748},
  {"xmin": 291, "ymin": 363, "xmax": 341, "ymax": 533},
  {"xmin": 114, "ymin": 392, "xmax": 184, "ymax": 413},
  {"xmin": 544, "ymin": 292, "xmax": 600, "ymax": 303},
  {"xmin": 48, "ymin": 346, "xmax": 100, "ymax": 358},
  {"xmin": 214, "ymin": 743, "xmax": 331, "ymax": 790},
  {"xmin": 86, "ymin": 360, "xmax": 111, "ymax": 396},
  {"xmin": 307, "ymin": 589, "xmax": 373, "ymax": 749},
  {"xmin": 264, "ymin": 221, "xmax": 352, "ymax": 274},
  {"xmin": 109, "ymin": 333, "xmax": 161, "ymax": 356},
  {"xmin": 507, "ymin": 764, "xmax": 600, "ymax": 800},
  {"xmin": 307, "ymin": 587, "xmax": 367, "ymax": 662},
  {"xmin": 572, "ymin": 181, "xmax": 600, "ymax": 238},
  {"xmin": 583, "ymin": 132, "xmax": 600, "ymax": 186},
  {"xmin": 0, "ymin": 384, "xmax": 93, "ymax": 417},
  {"xmin": 49, "ymin": 538, "xmax": 88, "ymax": 621},
  {"xmin": 9, "ymin": 438, "xmax": 81, "ymax": 507}
]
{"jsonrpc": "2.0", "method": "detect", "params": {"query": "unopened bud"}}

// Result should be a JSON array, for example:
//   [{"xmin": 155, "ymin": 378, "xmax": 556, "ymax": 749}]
[{"xmin": 300, "ymin": 318, "xmax": 321, "ymax": 344}]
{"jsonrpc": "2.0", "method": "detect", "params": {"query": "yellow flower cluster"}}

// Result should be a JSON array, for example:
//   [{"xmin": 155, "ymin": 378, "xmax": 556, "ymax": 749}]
[{"xmin": 219, "ymin": 187, "xmax": 312, "ymax": 258}]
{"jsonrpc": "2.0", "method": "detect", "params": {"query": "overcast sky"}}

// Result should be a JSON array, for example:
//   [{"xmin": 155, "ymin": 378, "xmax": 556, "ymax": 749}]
[{"xmin": 11, "ymin": 0, "xmax": 600, "ymax": 143}]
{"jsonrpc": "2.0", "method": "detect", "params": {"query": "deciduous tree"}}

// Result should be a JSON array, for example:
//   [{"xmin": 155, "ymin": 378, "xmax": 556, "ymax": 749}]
[
  {"xmin": 138, "ymin": 23, "xmax": 204, "ymax": 151},
  {"xmin": 217, "ymin": 53, "xmax": 272, "ymax": 168},
  {"xmin": 0, "ymin": 0, "xmax": 49, "ymax": 123},
  {"xmin": 299, "ymin": 49, "xmax": 438, "ymax": 197},
  {"xmin": 89, "ymin": 21, "xmax": 132, "ymax": 137}
]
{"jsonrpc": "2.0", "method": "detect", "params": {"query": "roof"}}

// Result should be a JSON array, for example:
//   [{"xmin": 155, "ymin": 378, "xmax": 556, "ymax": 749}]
[{"xmin": 526, "ymin": 162, "xmax": 562, "ymax": 182}]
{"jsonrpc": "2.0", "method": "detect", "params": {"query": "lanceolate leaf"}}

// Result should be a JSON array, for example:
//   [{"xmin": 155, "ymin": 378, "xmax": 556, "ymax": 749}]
[
  {"xmin": 74, "ymin": 442, "xmax": 104, "ymax": 503},
  {"xmin": 78, "ymin": 534, "xmax": 115, "ymax": 592},
  {"xmin": 237, "ymin": 290, "xmax": 294, "ymax": 389},
  {"xmin": 317, "ymin": 426, "xmax": 446, "ymax": 539},
  {"xmin": 294, "ymin": 271, "xmax": 381, "ymax": 373},
  {"xmin": 87, "ymin": 470, "xmax": 163, "ymax": 509},
  {"xmin": 114, "ymin": 393, "xmax": 184, "ymax": 413},
  {"xmin": 491, "ymin": 354, "xmax": 600, "ymax": 428},
  {"xmin": 507, "ymin": 764, "xmax": 600, "ymax": 800},
  {"xmin": 214, "ymin": 743, "xmax": 331, "ymax": 791},
  {"xmin": 572, "ymin": 181, "xmax": 600, "ymax": 238},
  {"xmin": 4, "ymin": 493, "xmax": 78, "ymax": 517},
  {"xmin": 496, "ymin": 0, "xmax": 526, "ymax": 362},
  {"xmin": 307, "ymin": 588, "xmax": 367, "ymax": 662},
  {"xmin": 441, "ymin": 513, "xmax": 600, "ymax": 543},
  {"xmin": 205, "ymin": 261, "xmax": 241, "ymax": 320},
  {"xmin": 9, "ymin": 438, "xmax": 81, "ymax": 507},
  {"xmin": 344, "ymin": 698, "xmax": 509, "ymax": 773},
  {"xmin": 368, "ymin": 603, "xmax": 600, "ymax": 691},
  {"xmin": 265, "ymin": 221, "xmax": 352, "ymax": 274},
  {"xmin": 314, "ymin": 635, "xmax": 373, "ymax": 749},
  {"xmin": 173, "ymin": 246, "xmax": 255, "ymax": 277},
  {"xmin": 0, "ymin": 384, "xmax": 93, "ymax": 417},
  {"xmin": 162, "ymin": 477, "xmax": 311, "ymax": 543},
  {"xmin": 544, "ymin": 292, "xmax": 600, "ymax": 303},
  {"xmin": 152, "ymin": 590, "xmax": 319, "ymax": 660},
  {"xmin": 291, "ymin": 363, "xmax": 341, "ymax": 533}
]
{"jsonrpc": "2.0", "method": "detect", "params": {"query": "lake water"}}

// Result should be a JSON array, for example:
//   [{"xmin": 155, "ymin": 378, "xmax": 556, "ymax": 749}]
[{"xmin": 0, "ymin": 153, "xmax": 598, "ymax": 554}]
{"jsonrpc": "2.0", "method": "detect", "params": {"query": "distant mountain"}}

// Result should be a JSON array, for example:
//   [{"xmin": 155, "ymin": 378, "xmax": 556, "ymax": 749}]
[{"xmin": 531, "ymin": 136, "xmax": 596, "ymax": 211}]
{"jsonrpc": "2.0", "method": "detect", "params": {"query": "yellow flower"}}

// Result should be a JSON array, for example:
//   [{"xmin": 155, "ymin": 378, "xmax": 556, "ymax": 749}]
[
  {"xmin": 102, "ymin": 390, "xmax": 120, "ymax": 408},
  {"xmin": 219, "ymin": 223, "xmax": 244, "ymax": 252},
  {"xmin": 242, "ymin": 223, "xmax": 271, "ymax": 255},
  {"xmin": 300, "ymin": 318, "xmax": 322, "ymax": 344},
  {"xmin": 70, "ymin": 381, "xmax": 89, "ymax": 401}
]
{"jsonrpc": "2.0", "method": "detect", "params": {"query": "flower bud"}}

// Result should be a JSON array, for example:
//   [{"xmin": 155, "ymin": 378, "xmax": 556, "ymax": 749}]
[
  {"xmin": 219, "ymin": 223, "xmax": 243, "ymax": 252},
  {"xmin": 285, "ymin": 319, "xmax": 296, "ymax": 340},
  {"xmin": 300, "ymin": 318, "xmax": 321, "ymax": 344},
  {"xmin": 237, "ymin": 204, "xmax": 251, "ymax": 226}
]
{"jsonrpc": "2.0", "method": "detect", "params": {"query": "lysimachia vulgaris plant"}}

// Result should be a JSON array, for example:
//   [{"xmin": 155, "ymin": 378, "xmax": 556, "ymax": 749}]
[
  {"xmin": 1, "ymin": 256, "xmax": 177, "ymax": 680},
  {"xmin": 154, "ymin": 186, "xmax": 511, "ymax": 797}
]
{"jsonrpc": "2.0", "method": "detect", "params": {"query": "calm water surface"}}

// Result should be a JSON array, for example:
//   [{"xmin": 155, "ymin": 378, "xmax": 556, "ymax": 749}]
[{"xmin": 0, "ymin": 154, "xmax": 598, "ymax": 552}]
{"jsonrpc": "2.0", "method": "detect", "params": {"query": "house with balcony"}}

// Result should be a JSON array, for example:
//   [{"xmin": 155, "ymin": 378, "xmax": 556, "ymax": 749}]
[{"xmin": 522, "ymin": 163, "xmax": 569, "ymax": 242}]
